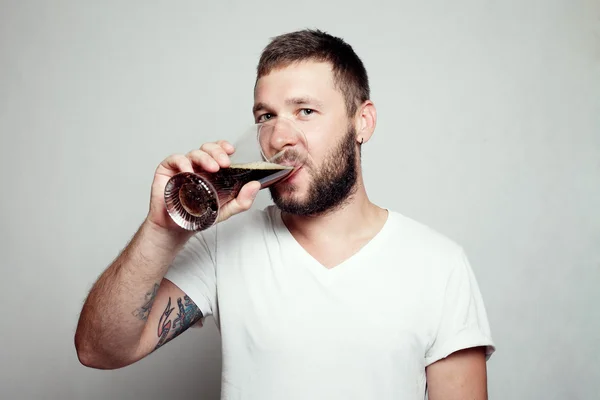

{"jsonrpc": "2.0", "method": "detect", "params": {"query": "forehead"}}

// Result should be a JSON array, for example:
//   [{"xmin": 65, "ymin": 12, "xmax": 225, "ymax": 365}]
[{"xmin": 254, "ymin": 61, "xmax": 340, "ymax": 104}]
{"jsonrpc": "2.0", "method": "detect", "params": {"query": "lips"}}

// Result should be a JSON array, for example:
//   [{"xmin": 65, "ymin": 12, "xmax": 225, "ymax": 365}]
[{"xmin": 281, "ymin": 166, "xmax": 302, "ymax": 183}]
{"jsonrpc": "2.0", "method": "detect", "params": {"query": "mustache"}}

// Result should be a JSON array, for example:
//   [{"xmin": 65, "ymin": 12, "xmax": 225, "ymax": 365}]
[{"xmin": 269, "ymin": 147, "xmax": 311, "ymax": 168}]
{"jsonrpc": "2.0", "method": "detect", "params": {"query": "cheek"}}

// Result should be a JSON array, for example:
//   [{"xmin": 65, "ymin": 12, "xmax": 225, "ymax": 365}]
[{"xmin": 303, "ymin": 123, "xmax": 339, "ymax": 167}]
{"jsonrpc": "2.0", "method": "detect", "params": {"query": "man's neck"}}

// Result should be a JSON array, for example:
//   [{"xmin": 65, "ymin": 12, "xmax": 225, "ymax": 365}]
[{"xmin": 280, "ymin": 183, "xmax": 387, "ymax": 243}]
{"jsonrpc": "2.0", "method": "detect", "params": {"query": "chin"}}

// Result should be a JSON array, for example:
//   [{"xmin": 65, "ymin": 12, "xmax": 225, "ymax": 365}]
[
  {"xmin": 270, "ymin": 168, "xmax": 310, "ymax": 202},
  {"xmin": 271, "ymin": 184, "xmax": 306, "ymax": 201},
  {"xmin": 270, "ymin": 182, "xmax": 309, "ymax": 207}
]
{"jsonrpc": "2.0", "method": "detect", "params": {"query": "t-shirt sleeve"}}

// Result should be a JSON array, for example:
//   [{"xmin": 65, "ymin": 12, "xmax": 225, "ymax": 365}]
[
  {"xmin": 424, "ymin": 248, "xmax": 496, "ymax": 366},
  {"xmin": 163, "ymin": 230, "xmax": 217, "ymax": 322}
]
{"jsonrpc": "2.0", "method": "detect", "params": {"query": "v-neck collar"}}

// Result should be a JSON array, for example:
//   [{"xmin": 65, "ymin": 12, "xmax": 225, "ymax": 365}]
[{"xmin": 271, "ymin": 206, "xmax": 394, "ymax": 283}]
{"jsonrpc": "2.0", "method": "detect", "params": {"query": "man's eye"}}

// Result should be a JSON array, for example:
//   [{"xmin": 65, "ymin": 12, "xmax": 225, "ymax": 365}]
[
  {"xmin": 257, "ymin": 113, "xmax": 273, "ymax": 122},
  {"xmin": 300, "ymin": 109, "xmax": 314, "ymax": 116}
]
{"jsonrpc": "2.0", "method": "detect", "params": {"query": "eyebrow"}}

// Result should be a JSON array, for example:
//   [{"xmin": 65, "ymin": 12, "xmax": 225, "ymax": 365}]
[
  {"xmin": 252, "ymin": 97, "xmax": 324, "ymax": 114},
  {"xmin": 252, "ymin": 102, "xmax": 268, "ymax": 114}
]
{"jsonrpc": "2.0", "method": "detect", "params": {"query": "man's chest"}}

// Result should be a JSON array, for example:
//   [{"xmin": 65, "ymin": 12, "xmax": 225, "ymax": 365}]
[{"xmin": 215, "ymin": 243, "xmax": 437, "ymax": 360}]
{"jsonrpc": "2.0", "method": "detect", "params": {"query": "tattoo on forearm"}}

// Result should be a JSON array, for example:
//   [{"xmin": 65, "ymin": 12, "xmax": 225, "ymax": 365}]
[
  {"xmin": 156, "ymin": 297, "xmax": 175, "ymax": 348},
  {"xmin": 132, "ymin": 283, "xmax": 160, "ymax": 320},
  {"xmin": 154, "ymin": 295, "xmax": 204, "ymax": 351}
]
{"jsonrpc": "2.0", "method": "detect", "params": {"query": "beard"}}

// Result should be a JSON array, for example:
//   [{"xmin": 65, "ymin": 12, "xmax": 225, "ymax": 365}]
[{"xmin": 269, "ymin": 123, "xmax": 359, "ymax": 217}]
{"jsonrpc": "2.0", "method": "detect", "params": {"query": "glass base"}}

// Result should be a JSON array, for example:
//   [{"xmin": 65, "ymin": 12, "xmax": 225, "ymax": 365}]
[{"xmin": 164, "ymin": 172, "xmax": 219, "ymax": 231}]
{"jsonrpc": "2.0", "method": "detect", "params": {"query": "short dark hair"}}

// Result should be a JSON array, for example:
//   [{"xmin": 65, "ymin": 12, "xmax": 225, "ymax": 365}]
[{"xmin": 256, "ymin": 29, "xmax": 370, "ymax": 117}]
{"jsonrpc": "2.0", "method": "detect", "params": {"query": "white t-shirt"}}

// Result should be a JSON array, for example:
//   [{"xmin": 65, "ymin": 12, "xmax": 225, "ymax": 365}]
[{"xmin": 165, "ymin": 206, "xmax": 495, "ymax": 400}]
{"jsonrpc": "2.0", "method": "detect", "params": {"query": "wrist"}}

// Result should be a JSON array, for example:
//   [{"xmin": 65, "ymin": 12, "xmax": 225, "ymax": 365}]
[{"xmin": 141, "ymin": 218, "xmax": 194, "ymax": 252}]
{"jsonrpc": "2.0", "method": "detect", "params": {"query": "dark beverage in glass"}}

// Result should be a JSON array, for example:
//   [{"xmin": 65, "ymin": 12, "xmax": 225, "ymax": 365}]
[{"xmin": 164, "ymin": 162, "xmax": 293, "ymax": 231}]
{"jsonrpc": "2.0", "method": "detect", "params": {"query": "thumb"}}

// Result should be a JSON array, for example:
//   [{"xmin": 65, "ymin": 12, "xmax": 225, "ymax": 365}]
[{"xmin": 218, "ymin": 181, "xmax": 261, "ymax": 222}]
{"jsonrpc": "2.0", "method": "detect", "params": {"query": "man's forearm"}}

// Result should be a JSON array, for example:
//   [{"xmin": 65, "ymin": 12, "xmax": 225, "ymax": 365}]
[{"xmin": 74, "ymin": 220, "xmax": 191, "ymax": 368}]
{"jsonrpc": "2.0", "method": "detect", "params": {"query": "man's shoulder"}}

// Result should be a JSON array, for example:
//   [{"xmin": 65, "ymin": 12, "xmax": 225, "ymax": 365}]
[{"xmin": 385, "ymin": 209, "xmax": 464, "ymax": 258}]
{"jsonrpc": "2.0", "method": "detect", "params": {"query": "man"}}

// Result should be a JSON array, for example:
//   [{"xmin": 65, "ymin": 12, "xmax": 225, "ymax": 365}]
[{"xmin": 75, "ymin": 29, "xmax": 495, "ymax": 399}]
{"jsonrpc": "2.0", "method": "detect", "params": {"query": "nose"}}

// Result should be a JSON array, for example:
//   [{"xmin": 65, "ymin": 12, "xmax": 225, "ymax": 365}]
[
  {"xmin": 270, "ymin": 118, "xmax": 299, "ymax": 149},
  {"xmin": 259, "ymin": 118, "xmax": 300, "ymax": 158}
]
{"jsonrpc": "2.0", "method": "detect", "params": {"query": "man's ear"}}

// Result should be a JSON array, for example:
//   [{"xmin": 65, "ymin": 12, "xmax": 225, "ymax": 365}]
[{"xmin": 355, "ymin": 100, "xmax": 377, "ymax": 145}]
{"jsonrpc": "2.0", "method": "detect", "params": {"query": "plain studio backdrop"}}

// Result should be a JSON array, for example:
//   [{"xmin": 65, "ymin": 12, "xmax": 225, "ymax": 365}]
[{"xmin": 1, "ymin": 1, "xmax": 598, "ymax": 399}]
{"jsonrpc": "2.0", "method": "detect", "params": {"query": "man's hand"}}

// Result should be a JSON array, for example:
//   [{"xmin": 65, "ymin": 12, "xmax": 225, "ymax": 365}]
[
  {"xmin": 148, "ymin": 140, "xmax": 261, "ymax": 233},
  {"xmin": 426, "ymin": 346, "xmax": 488, "ymax": 400}
]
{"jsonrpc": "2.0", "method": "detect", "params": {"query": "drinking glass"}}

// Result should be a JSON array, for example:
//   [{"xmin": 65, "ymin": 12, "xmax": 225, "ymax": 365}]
[{"xmin": 164, "ymin": 118, "xmax": 308, "ymax": 231}]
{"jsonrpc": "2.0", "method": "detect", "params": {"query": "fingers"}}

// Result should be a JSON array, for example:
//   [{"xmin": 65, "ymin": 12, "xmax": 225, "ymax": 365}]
[
  {"xmin": 236, "ymin": 181, "xmax": 262, "ymax": 210},
  {"xmin": 161, "ymin": 154, "xmax": 194, "ymax": 174},
  {"xmin": 160, "ymin": 141, "xmax": 235, "ymax": 174},
  {"xmin": 216, "ymin": 140, "xmax": 235, "ymax": 155},
  {"xmin": 200, "ymin": 142, "xmax": 233, "ymax": 168},
  {"xmin": 185, "ymin": 149, "xmax": 220, "ymax": 172},
  {"xmin": 218, "ymin": 181, "xmax": 261, "ymax": 221}
]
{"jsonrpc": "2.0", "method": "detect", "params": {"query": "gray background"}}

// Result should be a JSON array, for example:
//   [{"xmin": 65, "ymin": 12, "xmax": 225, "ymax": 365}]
[{"xmin": 1, "ymin": 0, "xmax": 598, "ymax": 399}]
